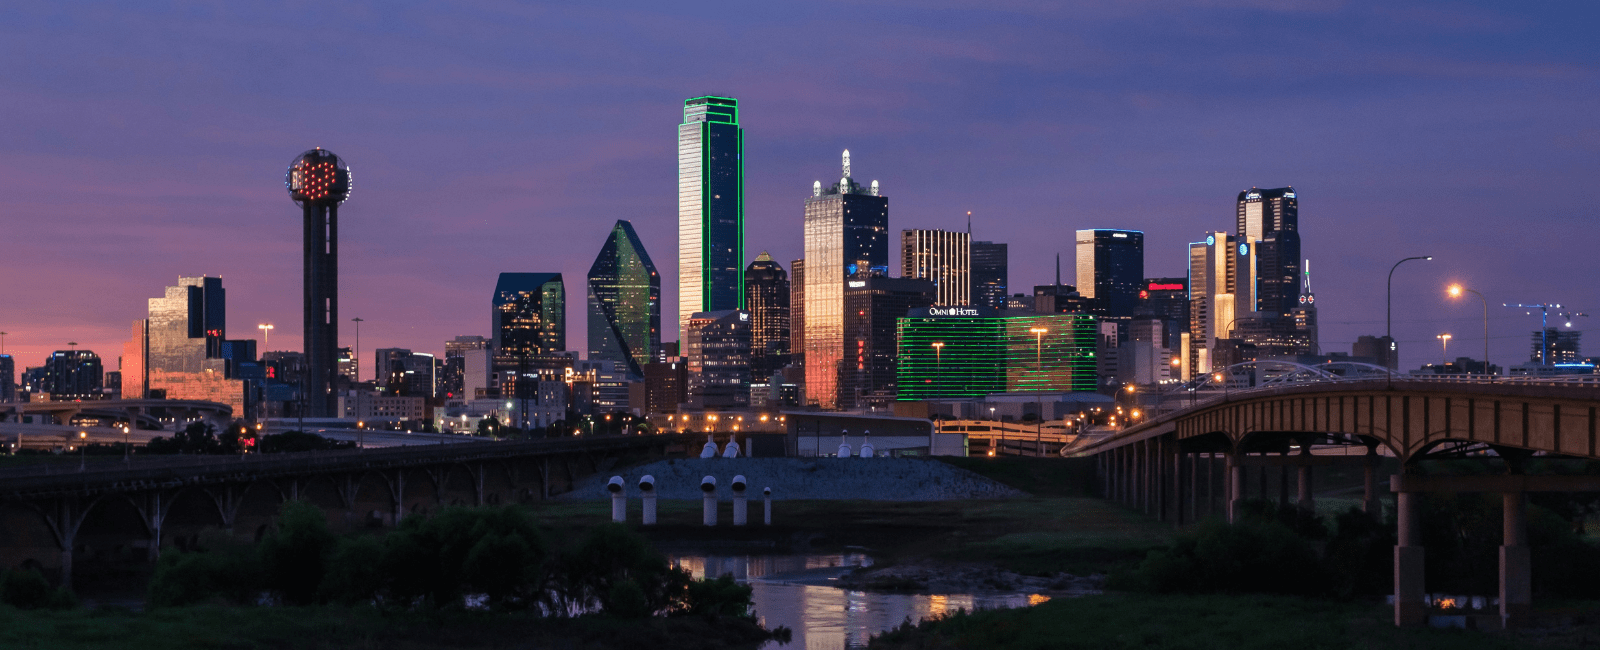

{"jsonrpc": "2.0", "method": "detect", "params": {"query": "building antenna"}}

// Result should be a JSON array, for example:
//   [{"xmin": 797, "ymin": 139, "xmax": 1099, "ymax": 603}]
[
  {"xmin": 1304, "ymin": 259, "xmax": 1311, "ymax": 293},
  {"xmin": 1055, "ymin": 254, "xmax": 1061, "ymax": 287},
  {"xmin": 967, "ymin": 211, "xmax": 972, "ymax": 236}
]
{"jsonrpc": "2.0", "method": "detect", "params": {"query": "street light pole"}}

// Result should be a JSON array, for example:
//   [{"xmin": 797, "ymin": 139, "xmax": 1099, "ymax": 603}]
[
  {"xmin": 1030, "ymin": 327, "xmax": 1047, "ymax": 457},
  {"xmin": 351, "ymin": 317, "xmax": 364, "ymax": 448},
  {"xmin": 1447, "ymin": 285, "xmax": 1490, "ymax": 376},
  {"xmin": 1387, "ymin": 254, "xmax": 1433, "ymax": 350},
  {"xmin": 257, "ymin": 324, "xmax": 273, "ymax": 353},
  {"xmin": 1436, "ymin": 334, "xmax": 1451, "ymax": 366}
]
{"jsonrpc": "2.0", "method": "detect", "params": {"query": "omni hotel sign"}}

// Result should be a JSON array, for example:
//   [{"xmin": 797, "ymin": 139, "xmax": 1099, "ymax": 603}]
[{"xmin": 910, "ymin": 305, "xmax": 998, "ymax": 318}]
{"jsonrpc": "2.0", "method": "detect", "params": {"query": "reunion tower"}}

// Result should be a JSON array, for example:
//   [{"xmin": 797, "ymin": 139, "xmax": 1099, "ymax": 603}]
[{"xmin": 286, "ymin": 148, "xmax": 351, "ymax": 418}]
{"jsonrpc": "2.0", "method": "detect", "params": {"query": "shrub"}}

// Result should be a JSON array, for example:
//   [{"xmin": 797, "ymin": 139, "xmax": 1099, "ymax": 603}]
[
  {"xmin": 147, "ymin": 534, "xmax": 263, "ymax": 607},
  {"xmin": 1121, "ymin": 515, "xmax": 1327, "ymax": 596},
  {"xmin": 1, "ymin": 567, "xmax": 74, "ymax": 610},
  {"xmin": 259, "ymin": 501, "xmax": 337, "ymax": 605},
  {"xmin": 682, "ymin": 574, "xmax": 754, "ymax": 618}
]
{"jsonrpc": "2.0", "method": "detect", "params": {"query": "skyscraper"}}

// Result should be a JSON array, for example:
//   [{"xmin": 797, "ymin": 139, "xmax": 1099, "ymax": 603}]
[
  {"xmin": 791, "ymin": 259, "xmax": 805, "ymax": 371},
  {"xmin": 286, "ymin": 148, "xmax": 351, "ymax": 417},
  {"xmin": 1236, "ymin": 187, "xmax": 1301, "ymax": 321},
  {"xmin": 802, "ymin": 150, "xmax": 887, "ymax": 409},
  {"xmin": 684, "ymin": 310, "xmax": 751, "ymax": 408},
  {"xmin": 971, "ymin": 241, "xmax": 1009, "ymax": 311},
  {"xmin": 1187, "ymin": 232, "xmax": 1256, "ymax": 377},
  {"xmin": 492, "ymin": 273, "xmax": 566, "ymax": 357},
  {"xmin": 744, "ymin": 252, "xmax": 790, "ymax": 381},
  {"xmin": 840, "ymin": 274, "xmax": 934, "ymax": 408},
  {"xmin": 0, "ymin": 355, "xmax": 13, "ymax": 402},
  {"xmin": 588, "ymin": 220, "xmax": 661, "ymax": 379},
  {"xmin": 678, "ymin": 96, "xmax": 745, "ymax": 339},
  {"xmin": 1074, "ymin": 229, "xmax": 1144, "ymax": 318},
  {"xmin": 123, "ymin": 276, "xmax": 248, "ymax": 413},
  {"xmin": 441, "ymin": 335, "xmax": 489, "ymax": 399},
  {"xmin": 901, "ymin": 229, "xmax": 970, "ymax": 307},
  {"xmin": 41, "ymin": 350, "xmax": 104, "ymax": 400}
]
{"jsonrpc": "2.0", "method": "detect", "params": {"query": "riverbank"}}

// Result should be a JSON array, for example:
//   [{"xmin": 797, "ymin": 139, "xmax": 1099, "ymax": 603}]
[
  {"xmin": 0, "ymin": 603, "xmax": 778, "ymax": 650},
  {"xmin": 867, "ymin": 592, "xmax": 1600, "ymax": 649}
]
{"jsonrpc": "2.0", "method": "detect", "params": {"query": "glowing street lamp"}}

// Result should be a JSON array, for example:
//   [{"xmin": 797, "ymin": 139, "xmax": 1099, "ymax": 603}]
[
  {"xmin": 257, "ymin": 324, "xmax": 274, "ymax": 352},
  {"xmin": 1446, "ymin": 284, "xmax": 1490, "ymax": 376},
  {"xmin": 1436, "ymin": 333, "xmax": 1452, "ymax": 365}
]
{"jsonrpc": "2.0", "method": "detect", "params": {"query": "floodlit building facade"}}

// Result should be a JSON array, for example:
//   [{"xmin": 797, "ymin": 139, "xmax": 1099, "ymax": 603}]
[
  {"xmin": 901, "ymin": 229, "xmax": 970, "ymax": 307},
  {"xmin": 802, "ymin": 150, "xmax": 887, "ymax": 409},
  {"xmin": 678, "ymin": 96, "xmax": 745, "ymax": 339}
]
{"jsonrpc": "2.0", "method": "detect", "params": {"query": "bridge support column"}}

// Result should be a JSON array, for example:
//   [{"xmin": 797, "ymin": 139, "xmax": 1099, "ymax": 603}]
[
  {"xmin": 1205, "ymin": 452, "xmax": 1215, "ymax": 518},
  {"xmin": 1501, "ymin": 491, "xmax": 1531, "ymax": 628},
  {"xmin": 1362, "ymin": 446, "xmax": 1380, "ymax": 515},
  {"xmin": 1121, "ymin": 446, "xmax": 1131, "ymax": 505},
  {"xmin": 1227, "ymin": 454, "xmax": 1243, "ymax": 523},
  {"xmin": 136, "ymin": 491, "xmax": 173, "ymax": 563},
  {"xmin": 1296, "ymin": 444, "xmax": 1314, "ymax": 519},
  {"xmin": 36, "ymin": 497, "xmax": 90, "ymax": 589},
  {"xmin": 1188, "ymin": 452, "xmax": 1198, "ymax": 524},
  {"xmin": 1394, "ymin": 490, "xmax": 1426, "ymax": 626}
]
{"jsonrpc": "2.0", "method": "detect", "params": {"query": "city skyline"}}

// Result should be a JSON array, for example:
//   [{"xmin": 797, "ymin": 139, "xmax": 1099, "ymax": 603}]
[{"xmin": 0, "ymin": 3, "xmax": 1594, "ymax": 378}]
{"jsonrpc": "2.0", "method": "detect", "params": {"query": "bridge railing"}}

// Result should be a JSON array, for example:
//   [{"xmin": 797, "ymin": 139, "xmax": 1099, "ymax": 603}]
[{"xmin": 0, "ymin": 434, "xmax": 694, "ymax": 498}]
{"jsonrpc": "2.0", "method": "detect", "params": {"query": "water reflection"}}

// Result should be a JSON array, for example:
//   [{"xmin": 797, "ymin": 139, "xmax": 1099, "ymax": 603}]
[{"xmin": 671, "ymin": 554, "xmax": 1046, "ymax": 650}]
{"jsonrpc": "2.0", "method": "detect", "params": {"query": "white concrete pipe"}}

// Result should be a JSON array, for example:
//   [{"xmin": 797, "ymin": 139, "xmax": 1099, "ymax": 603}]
[
  {"xmin": 838, "ymin": 429, "xmax": 852, "ymax": 458},
  {"xmin": 639, "ymin": 475, "xmax": 657, "ymax": 526},
  {"xmin": 607, "ymin": 476, "xmax": 626, "ymax": 523},
  {"xmin": 700, "ymin": 434, "xmax": 718, "ymax": 458},
  {"xmin": 722, "ymin": 437, "xmax": 741, "ymax": 458},
  {"xmin": 763, "ymin": 487, "xmax": 772, "ymax": 526},
  {"xmin": 701, "ymin": 475, "xmax": 718, "ymax": 526},
  {"xmin": 860, "ymin": 429, "xmax": 875, "ymax": 458},
  {"xmin": 731, "ymin": 475, "xmax": 748, "ymax": 526}
]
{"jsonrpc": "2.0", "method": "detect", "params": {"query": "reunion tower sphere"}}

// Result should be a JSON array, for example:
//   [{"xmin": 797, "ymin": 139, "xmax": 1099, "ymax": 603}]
[{"xmin": 285, "ymin": 148, "xmax": 352, "ymax": 205}]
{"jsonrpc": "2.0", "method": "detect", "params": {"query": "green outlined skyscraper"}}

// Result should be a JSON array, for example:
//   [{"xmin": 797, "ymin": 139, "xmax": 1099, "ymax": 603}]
[{"xmin": 677, "ymin": 96, "xmax": 745, "ymax": 341}]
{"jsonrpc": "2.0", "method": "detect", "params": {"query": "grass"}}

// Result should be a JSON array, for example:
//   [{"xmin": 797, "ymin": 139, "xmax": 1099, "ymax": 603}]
[
  {"xmin": 868, "ymin": 592, "xmax": 1600, "ymax": 649},
  {"xmin": 0, "ymin": 604, "xmax": 777, "ymax": 650}
]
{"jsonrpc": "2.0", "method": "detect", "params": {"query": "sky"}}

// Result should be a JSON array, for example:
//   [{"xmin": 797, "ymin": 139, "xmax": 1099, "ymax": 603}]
[{"xmin": 1, "ymin": 0, "xmax": 1596, "ymax": 381}]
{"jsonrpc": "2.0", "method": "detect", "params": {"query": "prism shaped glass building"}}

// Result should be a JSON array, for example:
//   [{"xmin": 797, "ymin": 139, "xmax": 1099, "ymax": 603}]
[
  {"xmin": 678, "ymin": 96, "xmax": 745, "ymax": 339},
  {"xmin": 588, "ymin": 220, "xmax": 661, "ymax": 380}
]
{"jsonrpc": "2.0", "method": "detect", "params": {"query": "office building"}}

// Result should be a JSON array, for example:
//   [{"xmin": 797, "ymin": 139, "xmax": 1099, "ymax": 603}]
[
  {"xmin": 678, "ymin": 96, "xmax": 745, "ymax": 338},
  {"xmin": 573, "ymin": 358, "xmax": 632, "ymax": 414},
  {"xmin": 21, "ymin": 366, "xmax": 46, "ymax": 396},
  {"xmin": 790, "ymin": 259, "xmax": 805, "ymax": 370},
  {"xmin": 374, "ymin": 348, "xmax": 438, "ymax": 398},
  {"xmin": 641, "ymin": 359, "xmax": 688, "ymax": 415},
  {"xmin": 493, "ymin": 273, "xmax": 566, "ymax": 357},
  {"xmin": 40, "ymin": 350, "xmax": 104, "ymax": 400},
  {"xmin": 971, "ymin": 241, "xmax": 1008, "ymax": 311},
  {"xmin": 744, "ymin": 252, "xmax": 790, "ymax": 381},
  {"xmin": 588, "ymin": 220, "xmax": 661, "ymax": 379},
  {"xmin": 1187, "ymin": 231, "xmax": 1256, "ymax": 377},
  {"xmin": 896, "ymin": 309, "xmax": 1098, "ymax": 400},
  {"xmin": 840, "ymin": 275, "xmax": 935, "ymax": 408},
  {"xmin": 1137, "ymin": 278, "xmax": 1189, "ymax": 350},
  {"xmin": 902, "ymin": 229, "xmax": 970, "ymax": 307},
  {"xmin": 802, "ymin": 150, "xmax": 888, "ymax": 409},
  {"xmin": 1074, "ymin": 229, "xmax": 1144, "ymax": 317},
  {"xmin": 684, "ymin": 310, "xmax": 751, "ymax": 408},
  {"xmin": 0, "ymin": 355, "xmax": 14, "ymax": 402},
  {"xmin": 1533, "ymin": 329, "xmax": 1582, "ymax": 365},
  {"xmin": 286, "ymin": 148, "xmax": 351, "ymax": 417},
  {"xmin": 123, "ymin": 276, "xmax": 249, "ymax": 414},
  {"xmin": 1236, "ymin": 187, "xmax": 1301, "ymax": 322},
  {"xmin": 1353, "ymin": 335, "xmax": 1399, "ymax": 371},
  {"xmin": 441, "ymin": 335, "xmax": 489, "ymax": 399}
]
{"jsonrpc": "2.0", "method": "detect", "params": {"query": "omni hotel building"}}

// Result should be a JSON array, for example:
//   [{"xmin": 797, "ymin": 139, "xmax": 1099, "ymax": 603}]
[{"xmin": 895, "ymin": 306, "xmax": 1098, "ymax": 400}]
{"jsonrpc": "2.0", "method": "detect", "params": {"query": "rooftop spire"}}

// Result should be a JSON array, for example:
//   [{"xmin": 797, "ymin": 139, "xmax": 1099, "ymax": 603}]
[{"xmin": 842, "ymin": 149, "xmax": 851, "ymax": 178}]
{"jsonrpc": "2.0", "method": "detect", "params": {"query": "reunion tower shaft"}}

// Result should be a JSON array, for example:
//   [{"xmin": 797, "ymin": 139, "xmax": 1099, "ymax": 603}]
[{"xmin": 286, "ymin": 149, "xmax": 351, "ymax": 418}]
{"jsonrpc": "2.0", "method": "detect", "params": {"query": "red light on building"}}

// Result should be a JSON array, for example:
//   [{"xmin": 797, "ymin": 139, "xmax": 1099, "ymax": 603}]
[
  {"xmin": 1139, "ymin": 290, "xmax": 1149, "ymax": 299},
  {"xmin": 1147, "ymin": 283, "xmax": 1184, "ymax": 291}
]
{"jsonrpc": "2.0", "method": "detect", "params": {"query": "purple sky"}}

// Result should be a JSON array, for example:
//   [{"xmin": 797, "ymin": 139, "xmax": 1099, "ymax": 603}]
[{"xmin": 2, "ymin": 1, "xmax": 1596, "ymax": 381}]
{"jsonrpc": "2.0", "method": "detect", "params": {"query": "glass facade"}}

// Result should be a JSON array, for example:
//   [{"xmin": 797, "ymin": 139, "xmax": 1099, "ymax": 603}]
[
  {"xmin": 41, "ymin": 350, "xmax": 104, "ymax": 400},
  {"xmin": 802, "ymin": 152, "xmax": 888, "ymax": 409},
  {"xmin": 124, "ymin": 276, "xmax": 246, "ymax": 413},
  {"xmin": 896, "ymin": 311, "xmax": 1098, "ymax": 400},
  {"xmin": 744, "ymin": 252, "xmax": 790, "ymax": 381},
  {"xmin": 493, "ymin": 273, "xmax": 566, "ymax": 357},
  {"xmin": 685, "ymin": 310, "xmax": 751, "ymax": 408},
  {"xmin": 901, "ymin": 229, "xmax": 970, "ymax": 307},
  {"xmin": 588, "ymin": 220, "xmax": 661, "ymax": 379},
  {"xmin": 1074, "ymin": 229, "xmax": 1144, "ymax": 318},
  {"xmin": 1188, "ymin": 232, "xmax": 1253, "ymax": 376},
  {"xmin": 678, "ymin": 96, "xmax": 744, "ymax": 339},
  {"xmin": 1236, "ymin": 187, "xmax": 1302, "ymax": 324},
  {"xmin": 841, "ymin": 275, "xmax": 935, "ymax": 407},
  {"xmin": 971, "ymin": 241, "xmax": 1008, "ymax": 311}
]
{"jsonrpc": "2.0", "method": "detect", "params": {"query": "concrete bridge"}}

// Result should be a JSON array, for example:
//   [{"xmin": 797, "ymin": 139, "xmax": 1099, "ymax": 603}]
[
  {"xmin": 0, "ymin": 434, "xmax": 697, "ymax": 588},
  {"xmin": 0, "ymin": 399, "xmax": 237, "ymax": 451},
  {"xmin": 1071, "ymin": 379, "xmax": 1600, "ymax": 628}
]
